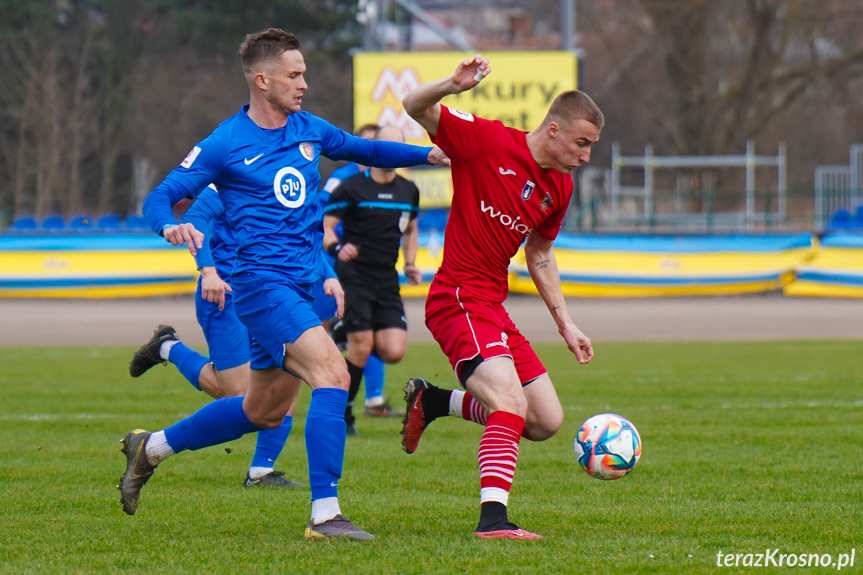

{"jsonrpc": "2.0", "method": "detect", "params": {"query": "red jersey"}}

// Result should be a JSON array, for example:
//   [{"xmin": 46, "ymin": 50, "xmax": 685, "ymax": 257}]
[{"xmin": 432, "ymin": 105, "xmax": 573, "ymax": 303}]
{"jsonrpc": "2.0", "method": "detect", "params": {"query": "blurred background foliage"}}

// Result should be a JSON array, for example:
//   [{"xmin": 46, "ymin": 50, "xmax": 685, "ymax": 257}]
[{"xmin": 1, "ymin": 0, "xmax": 861, "ymax": 227}]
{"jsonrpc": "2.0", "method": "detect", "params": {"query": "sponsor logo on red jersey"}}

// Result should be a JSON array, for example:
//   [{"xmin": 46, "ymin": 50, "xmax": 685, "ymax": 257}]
[{"xmin": 479, "ymin": 200, "xmax": 533, "ymax": 236}]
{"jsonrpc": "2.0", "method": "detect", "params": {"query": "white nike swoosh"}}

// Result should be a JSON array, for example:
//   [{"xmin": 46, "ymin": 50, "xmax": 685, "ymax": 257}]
[
  {"xmin": 412, "ymin": 397, "xmax": 421, "ymax": 410},
  {"xmin": 499, "ymin": 167, "xmax": 516, "ymax": 176},
  {"xmin": 244, "ymin": 153, "xmax": 264, "ymax": 165}
]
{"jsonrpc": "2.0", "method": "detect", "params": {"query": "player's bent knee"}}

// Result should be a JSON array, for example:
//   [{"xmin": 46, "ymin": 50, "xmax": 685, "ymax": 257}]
[
  {"xmin": 308, "ymin": 362, "xmax": 350, "ymax": 391},
  {"xmin": 527, "ymin": 409, "xmax": 564, "ymax": 441},
  {"xmin": 528, "ymin": 422, "xmax": 562, "ymax": 442},
  {"xmin": 377, "ymin": 348, "xmax": 406, "ymax": 364},
  {"xmin": 252, "ymin": 414, "xmax": 283, "ymax": 429}
]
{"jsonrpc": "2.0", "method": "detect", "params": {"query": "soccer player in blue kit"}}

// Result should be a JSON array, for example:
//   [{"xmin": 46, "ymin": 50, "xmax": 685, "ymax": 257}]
[
  {"xmin": 127, "ymin": 184, "xmax": 301, "ymax": 488},
  {"xmin": 117, "ymin": 28, "xmax": 449, "ymax": 540}
]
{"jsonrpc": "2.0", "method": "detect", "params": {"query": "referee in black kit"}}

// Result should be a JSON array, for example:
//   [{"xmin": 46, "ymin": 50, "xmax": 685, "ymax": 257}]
[{"xmin": 323, "ymin": 125, "xmax": 423, "ymax": 435}]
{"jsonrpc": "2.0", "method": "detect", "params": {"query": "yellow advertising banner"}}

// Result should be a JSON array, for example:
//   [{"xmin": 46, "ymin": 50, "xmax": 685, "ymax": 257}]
[
  {"xmin": 353, "ymin": 51, "xmax": 579, "ymax": 147},
  {"xmin": 354, "ymin": 51, "xmax": 578, "ymax": 207}
]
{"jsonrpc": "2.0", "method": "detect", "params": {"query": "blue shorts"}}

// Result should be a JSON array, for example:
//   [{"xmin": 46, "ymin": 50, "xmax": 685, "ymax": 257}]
[
  {"xmin": 231, "ymin": 271, "xmax": 322, "ymax": 370},
  {"xmin": 310, "ymin": 277, "xmax": 337, "ymax": 321},
  {"xmin": 195, "ymin": 277, "xmax": 250, "ymax": 371}
]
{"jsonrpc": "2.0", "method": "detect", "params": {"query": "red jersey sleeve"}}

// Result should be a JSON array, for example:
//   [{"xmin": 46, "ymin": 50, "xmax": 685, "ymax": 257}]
[
  {"xmin": 432, "ymin": 105, "xmax": 496, "ymax": 161},
  {"xmin": 534, "ymin": 201, "xmax": 568, "ymax": 240}
]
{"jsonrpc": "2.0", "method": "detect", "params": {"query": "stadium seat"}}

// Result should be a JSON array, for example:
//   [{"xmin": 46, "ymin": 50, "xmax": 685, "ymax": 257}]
[
  {"xmin": 122, "ymin": 215, "xmax": 150, "ymax": 231},
  {"xmin": 96, "ymin": 214, "xmax": 121, "ymax": 231},
  {"xmin": 854, "ymin": 204, "xmax": 863, "ymax": 229},
  {"xmin": 68, "ymin": 214, "xmax": 93, "ymax": 231},
  {"xmin": 9, "ymin": 216, "xmax": 37, "ymax": 233},
  {"xmin": 828, "ymin": 209, "xmax": 853, "ymax": 230},
  {"xmin": 40, "ymin": 214, "xmax": 65, "ymax": 231},
  {"xmin": 828, "ymin": 209, "xmax": 852, "ymax": 230}
]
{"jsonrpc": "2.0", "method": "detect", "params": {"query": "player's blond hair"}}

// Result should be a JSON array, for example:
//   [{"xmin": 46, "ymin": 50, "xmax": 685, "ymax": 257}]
[
  {"xmin": 545, "ymin": 90, "xmax": 605, "ymax": 130},
  {"xmin": 238, "ymin": 28, "xmax": 300, "ymax": 76}
]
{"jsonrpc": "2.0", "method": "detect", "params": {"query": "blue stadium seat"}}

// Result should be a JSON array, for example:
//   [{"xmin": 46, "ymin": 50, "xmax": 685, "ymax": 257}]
[
  {"xmin": 828, "ymin": 209, "xmax": 852, "ymax": 230},
  {"xmin": 40, "ymin": 215, "xmax": 65, "ymax": 231},
  {"xmin": 417, "ymin": 208, "xmax": 448, "ymax": 232},
  {"xmin": 96, "ymin": 214, "xmax": 121, "ymax": 231},
  {"xmin": 122, "ymin": 215, "xmax": 149, "ymax": 231},
  {"xmin": 68, "ymin": 214, "xmax": 93, "ymax": 231},
  {"xmin": 854, "ymin": 205, "xmax": 863, "ymax": 229},
  {"xmin": 9, "ymin": 216, "xmax": 37, "ymax": 233}
]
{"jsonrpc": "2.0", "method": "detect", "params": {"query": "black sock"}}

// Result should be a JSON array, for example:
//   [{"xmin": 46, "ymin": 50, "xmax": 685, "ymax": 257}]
[
  {"xmin": 476, "ymin": 501, "xmax": 510, "ymax": 532},
  {"xmin": 345, "ymin": 360, "xmax": 364, "ymax": 423},
  {"xmin": 346, "ymin": 360, "xmax": 363, "ymax": 403},
  {"xmin": 422, "ymin": 385, "xmax": 452, "ymax": 422}
]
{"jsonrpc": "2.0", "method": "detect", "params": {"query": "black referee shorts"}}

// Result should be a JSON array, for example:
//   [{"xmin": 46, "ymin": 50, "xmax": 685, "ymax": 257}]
[{"xmin": 336, "ymin": 261, "xmax": 407, "ymax": 333}]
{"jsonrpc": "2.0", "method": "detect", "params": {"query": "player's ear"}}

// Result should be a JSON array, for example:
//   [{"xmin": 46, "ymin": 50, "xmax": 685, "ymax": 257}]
[
  {"xmin": 547, "ymin": 121, "xmax": 559, "ymax": 139},
  {"xmin": 253, "ymin": 72, "xmax": 268, "ymax": 91}
]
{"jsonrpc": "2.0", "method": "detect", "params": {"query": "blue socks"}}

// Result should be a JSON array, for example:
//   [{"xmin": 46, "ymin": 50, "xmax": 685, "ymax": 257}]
[
  {"xmin": 168, "ymin": 342, "xmax": 210, "ymax": 391},
  {"xmin": 164, "ymin": 396, "xmax": 261, "ymax": 452},
  {"xmin": 305, "ymin": 388, "xmax": 348, "ymax": 501},
  {"xmin": 251, "ymin": 415, "xmax": 293, "ymax": 469},
  {"xmin": 363, "ymin": 354, "xmax": 385, "ymax": 401}
]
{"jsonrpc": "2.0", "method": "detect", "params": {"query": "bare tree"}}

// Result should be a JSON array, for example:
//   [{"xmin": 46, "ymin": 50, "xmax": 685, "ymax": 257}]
[{"xmin": 579, "ymin": 0, "xmax": 863, "ymax": 207}]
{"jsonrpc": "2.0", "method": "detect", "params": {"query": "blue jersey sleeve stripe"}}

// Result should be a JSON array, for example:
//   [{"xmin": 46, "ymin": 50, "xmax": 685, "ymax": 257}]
[
  {"xmin": 356, "ymin": 202, "xmax": 418, "ymax": 211},
  {"xmin": 323, "ymin": 201, "xmax": 351, "ymax": 213}
]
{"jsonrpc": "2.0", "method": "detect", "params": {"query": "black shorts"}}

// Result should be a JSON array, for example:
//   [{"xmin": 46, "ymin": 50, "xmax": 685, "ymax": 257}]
[{"xmin": 336, "ymin": 261, "xmax": 407, "ymax": 333}]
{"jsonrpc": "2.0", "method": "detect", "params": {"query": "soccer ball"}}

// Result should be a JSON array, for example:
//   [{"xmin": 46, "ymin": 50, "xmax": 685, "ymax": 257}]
[{"xmin": 574, "ymin": 413, "xmax": 642, "ymax": 480}]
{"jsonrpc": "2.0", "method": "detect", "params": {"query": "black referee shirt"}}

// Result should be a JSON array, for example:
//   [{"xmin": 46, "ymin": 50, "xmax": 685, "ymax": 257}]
[{"xmin": 324, "ymin": 170, "xmax": 420, "ymax": 268}]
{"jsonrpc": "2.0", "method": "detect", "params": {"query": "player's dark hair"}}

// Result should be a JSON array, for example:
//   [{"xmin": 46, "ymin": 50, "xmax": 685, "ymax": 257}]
[
  {"xmin": 355, "ymin": 123, "xmax": 380, "ymax": 137},
  {"xmin": 547, "ymin": 90, "xmax": 605, "ymax": 130},
  {"xmin": 239, "ymin": 28, "xmax": 300, "ymax": 75}
]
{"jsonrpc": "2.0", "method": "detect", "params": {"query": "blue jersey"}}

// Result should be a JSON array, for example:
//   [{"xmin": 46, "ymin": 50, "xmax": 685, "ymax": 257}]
[
  {"xmin": 182, "ymin": 185, "xmax": 237, "ymax": 279},
  {"xmin": 181, "ymin": 182, "xmax": 336, "ymax": 282},
  {"xmin": 144, "ymin": 105, "xmax": 431, "ymax": 284}
]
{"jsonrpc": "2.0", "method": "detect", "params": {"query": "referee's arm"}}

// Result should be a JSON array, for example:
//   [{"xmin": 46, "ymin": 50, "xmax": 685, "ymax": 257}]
[{"xmin": 402, "ymin": 218, "xmax": 421, "ymax": 285}]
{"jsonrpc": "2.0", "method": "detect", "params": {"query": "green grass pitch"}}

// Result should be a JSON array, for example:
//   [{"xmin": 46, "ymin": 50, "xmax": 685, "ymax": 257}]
[{"xmin": 1, "ymin": 340, "xmax": 861, "ymax": 574}]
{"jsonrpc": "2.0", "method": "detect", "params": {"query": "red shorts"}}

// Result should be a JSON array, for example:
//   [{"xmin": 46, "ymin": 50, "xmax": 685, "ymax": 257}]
[{"xmin": 425, "ymin": 276, "xmax": 546, "ymax": 385}]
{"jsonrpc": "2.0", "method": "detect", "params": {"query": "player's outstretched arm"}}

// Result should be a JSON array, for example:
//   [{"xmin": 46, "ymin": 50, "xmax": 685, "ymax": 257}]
[
  {"xmin": 524, "ymin": 232, "xmax": 594, "ymax": 364},
  {"xmin": 402, "ymin": 54, "xmax": 490, "ymax": 138}
]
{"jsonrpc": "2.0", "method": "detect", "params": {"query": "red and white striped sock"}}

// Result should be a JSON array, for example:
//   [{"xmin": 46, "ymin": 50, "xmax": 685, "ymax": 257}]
[
  {"xmin": 451, "ymin": 391, "xmax": 533, "ymax": 440},
  {"xmin": 478, "ymin": 411, "xmax": 524, "ymax": 506},
  {"xmin": 450, "ymin": 390, "xmax": 487, "ymax": 425}
]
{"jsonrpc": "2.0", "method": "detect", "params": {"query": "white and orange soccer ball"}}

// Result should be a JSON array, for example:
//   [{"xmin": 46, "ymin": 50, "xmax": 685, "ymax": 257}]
[{"xmin": 574, "ymin": 413, "xmax": 642, "ymax": 480}]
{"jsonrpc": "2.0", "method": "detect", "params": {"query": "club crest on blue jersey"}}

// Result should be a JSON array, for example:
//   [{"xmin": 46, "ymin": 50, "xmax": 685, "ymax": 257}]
[
  {"xmin": 299, "ymin": 142, "xmax": 315, "ymax": 161},
  {"xmin": 521, "ymin": 180, "xmax": 535, "ymax": 200},
  {"xmin": 540, "ymin": 192, "xmax": 553, "ymax": 212}
]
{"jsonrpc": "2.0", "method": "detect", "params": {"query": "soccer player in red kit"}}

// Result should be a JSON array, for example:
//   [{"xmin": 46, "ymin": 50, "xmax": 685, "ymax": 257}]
[{"xmin": 400, "ymin": 55, "xmax": 604, "ymax": 540}]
